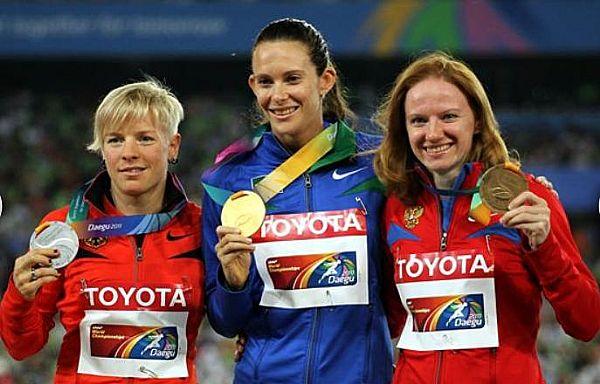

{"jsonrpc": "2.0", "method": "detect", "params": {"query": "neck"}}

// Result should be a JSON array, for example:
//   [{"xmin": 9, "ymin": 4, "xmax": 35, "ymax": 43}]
[
  {"xmin": 432, "ymin": 169, "xmax": 460, "ymax": 190},
  {"xmin": 274, "ymin": 118, "xmax": 324, "ymax": 153},
  {"xmin": 110, "ymin": 184, "xmax": 166, "ymax": 215}
]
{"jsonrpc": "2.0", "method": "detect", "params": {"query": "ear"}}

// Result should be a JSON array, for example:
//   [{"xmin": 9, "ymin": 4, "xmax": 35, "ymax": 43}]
[
  {"xmin": 168, "ymin": 133, "xmax": 182, "ymax": 160},
  {"xmin": 248, "ymin": 74, "xmax": 259, "ymax": 96},
  {"xmin": 319, "ymin": 67, "xmax": 337, "ymax": 97}
]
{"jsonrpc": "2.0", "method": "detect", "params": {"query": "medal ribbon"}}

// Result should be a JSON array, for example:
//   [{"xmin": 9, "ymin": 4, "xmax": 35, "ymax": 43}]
[
  {"xmin": 254, "ymin": 123, "xmax": 337, "ymax": 203},
  {"xmin": 66, "ymin": 180, "xmax": 185, "ymax": 239},
  {"xmin": 469, "ymin": 162, "xmax": 521, "ymax": 225}
]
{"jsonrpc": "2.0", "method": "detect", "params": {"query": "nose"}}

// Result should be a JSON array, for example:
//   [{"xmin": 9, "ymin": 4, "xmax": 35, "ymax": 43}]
[
  {"xmin": 121, "ymin": 137, "xmax": 140, "ymax": 160},
  {"xmin": 425, "ymin": 118, "xmax": 444, "ymax": 141},
  {"xmin": 271, "ymin": 82, "xmax": 289, "ymax": 103}
]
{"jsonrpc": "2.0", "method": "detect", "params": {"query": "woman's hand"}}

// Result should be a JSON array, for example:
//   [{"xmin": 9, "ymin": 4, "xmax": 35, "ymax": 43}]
[
  {"xmin": 500, "ymin": 191, "xmax": 551, "ymax": 250},
  {"xmin": 215, "ymin": 226, "xmax": 255, "ymax": 290},
  {"xmin": 12, "ymin": 248, "xmax": 60, "ymax": 301},
  {"xmin": 234, "ymin": 333, "xmax": 248, "ymax": 363}
]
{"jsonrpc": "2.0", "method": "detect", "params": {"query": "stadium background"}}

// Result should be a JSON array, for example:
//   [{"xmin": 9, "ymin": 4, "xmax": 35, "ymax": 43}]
[{"xmin": 0, "ymin": 1, "xmax": 598, "ymax": 382}]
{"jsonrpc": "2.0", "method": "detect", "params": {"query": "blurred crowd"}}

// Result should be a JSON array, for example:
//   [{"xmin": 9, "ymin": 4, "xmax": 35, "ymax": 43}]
[{"xmin": 0, "ymin": 89, "xmax": 598, "ymax": 383}]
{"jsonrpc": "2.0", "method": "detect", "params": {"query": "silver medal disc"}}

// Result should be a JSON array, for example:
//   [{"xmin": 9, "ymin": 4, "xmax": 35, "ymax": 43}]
[{"xmin": 29, "ymin": 221, "xmax": 79, "ymax": 269}]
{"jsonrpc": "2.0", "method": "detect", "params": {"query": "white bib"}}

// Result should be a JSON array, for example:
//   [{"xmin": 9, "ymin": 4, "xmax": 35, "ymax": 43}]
[
  {"xmin": 395, "ymin": 250, "xmax": 498, "ymax": 351},
  {"xmin": 252, "ymin": 209, "xmax": 369, "ymax": 309},
  {"xmin": 78, "ymin": 310, "xmax": 189, "ymax": 378}
]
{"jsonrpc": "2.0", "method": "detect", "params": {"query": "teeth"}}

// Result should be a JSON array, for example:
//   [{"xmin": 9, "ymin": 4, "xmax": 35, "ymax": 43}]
[
  {"xmin": 271, "ymin": 107, "xmax": 297, "ymax": 116},
  {"xmin": 426, "ymin": 144, "xmax": 451, "ymax": 154}
]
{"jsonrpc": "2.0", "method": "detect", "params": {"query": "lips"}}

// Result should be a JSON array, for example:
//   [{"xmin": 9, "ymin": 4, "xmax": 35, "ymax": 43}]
[
  {"xmin": 119, "ymin": 166, "xmax": 146, "ymax": 175},
  {"xmin": 268, "ymin": 106, "xmax": 299, "ymax": 118},
  {"xmin": 424, "ymin": 143, "xmax": 452, "ymax": 154}
]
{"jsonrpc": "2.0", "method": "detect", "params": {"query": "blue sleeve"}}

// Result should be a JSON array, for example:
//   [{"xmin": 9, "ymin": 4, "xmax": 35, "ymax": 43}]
[{"xmin": 201, "ymin": 185, "xmax": 259, "ymax": 338}]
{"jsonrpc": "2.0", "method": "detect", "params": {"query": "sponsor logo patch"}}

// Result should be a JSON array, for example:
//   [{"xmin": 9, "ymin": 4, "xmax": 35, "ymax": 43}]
[
  {"xmin": 396, "ymin": 251, "xmax": 493, "ymax": 283},
  {"xmin": 407, "ymin": 294, "xmax": 485, "ymax": 332},
  {"xmin": 332, "ymin": 167, "xmax": 367, "ymax": 180},
  {"xmin": 267, "ymin": 252, "xmax": 357, "ymax": 290},
  {"xmin": 166, "ymin": 231, "xmax": 194, "ymax": 241},
  {"xmin": 90, "ymin": 325, "xmax": 178, "ymax": 360},
  {"xmin": 255, "ymin": 209, "xmax": 366, "ymax": 243},
  {"xmin": 82, "ymin": 285, "xmax": 187, "ymax": 309}
]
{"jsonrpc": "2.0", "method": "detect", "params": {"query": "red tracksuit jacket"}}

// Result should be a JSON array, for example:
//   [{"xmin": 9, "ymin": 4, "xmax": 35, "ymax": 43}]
[
  {"xmin": 383, "ymin": 163, "xmax": 600, "ymax": 383},
  {"xmin": 0, "ymin": 172, "xmax": 204, "ymax": 383}
]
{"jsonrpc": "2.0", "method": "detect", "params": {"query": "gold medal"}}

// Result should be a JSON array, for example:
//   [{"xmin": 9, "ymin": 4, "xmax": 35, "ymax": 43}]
[
  {"xmin": 480, "ymin": 164, "xmax": 528, "ymax": 213},
  {"xmin": 221, "ymin": 190, "xmax": 266, "ymax": 237}
]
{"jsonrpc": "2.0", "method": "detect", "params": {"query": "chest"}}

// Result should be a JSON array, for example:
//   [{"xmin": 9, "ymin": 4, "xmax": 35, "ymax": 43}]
[{"xmin": 61, "ymin": 232, "xmax": 203, "ymax": 312}]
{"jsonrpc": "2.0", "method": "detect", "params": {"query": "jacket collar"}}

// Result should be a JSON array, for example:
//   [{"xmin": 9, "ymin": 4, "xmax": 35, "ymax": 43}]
[
  {"xmin": 414, "ymin": 162, "xmax": 484, "ymax": 193},
  {"xmin": 256, "ymin": 120, "xmax": 356, "ymax": 174}
]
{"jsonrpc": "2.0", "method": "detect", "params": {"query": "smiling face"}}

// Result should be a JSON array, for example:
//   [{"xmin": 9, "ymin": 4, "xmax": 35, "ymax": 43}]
[
  {"xmin": 102, "ymin": 114, "xmax": 180, "ymax": 207},
  {"xmin": 405, "ymin": 76, "xmax": 477, "ymax": 188},
  {"xmin": 248, "ymin": 40, "xmax": 335, "ymax": 151}
]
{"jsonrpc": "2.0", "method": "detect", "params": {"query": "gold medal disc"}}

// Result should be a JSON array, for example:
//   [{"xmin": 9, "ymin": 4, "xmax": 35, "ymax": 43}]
[
  {"xmin": 480, "ymin": 164, "xmax": 528, "ymax": 213},
  {"xmin": 221, "ymin": 190, "xmax": 266, "ymax": 237}
]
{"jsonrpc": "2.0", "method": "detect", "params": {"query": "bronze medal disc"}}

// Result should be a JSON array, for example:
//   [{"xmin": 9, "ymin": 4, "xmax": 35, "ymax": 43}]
[
  {"xmin": 221, "ymin": 190, "xmax": 266, "ymax": 237},
  {"xmin": 480, "ymin": 165, "xmax": 528, "ymax": 213}
]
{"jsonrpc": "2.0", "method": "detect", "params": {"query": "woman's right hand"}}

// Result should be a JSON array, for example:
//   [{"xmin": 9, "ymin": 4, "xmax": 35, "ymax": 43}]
[
  {"xmin": 12, "ymin": 248, "xmax": 60, "ymax": 301},
  {"xmin": 215, "ymin": 226, "xmax": 255, "ymax": 290}
]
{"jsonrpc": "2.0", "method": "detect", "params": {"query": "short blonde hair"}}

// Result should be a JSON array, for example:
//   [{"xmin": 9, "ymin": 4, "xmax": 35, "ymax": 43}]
[
  {"xmin": 88, "ymin": 79, "xmax": 184, "ymax": 154},
  {"xmin": 374, "ymin": 51, "xmax": 511, "ymax": 199}
]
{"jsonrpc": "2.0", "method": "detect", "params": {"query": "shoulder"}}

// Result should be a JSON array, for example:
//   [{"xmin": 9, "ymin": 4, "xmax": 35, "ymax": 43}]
[
  {"xmin": 177, "ymin": 201, "xmax": 202, "ymax": 229},
  {"xmin": 355, "ymin": 131, "xmax": 383, "ymax": 153},
  {"xmin": 523, "ymin": 172, "xmax": 565, "ymax": 214},
  {"xmin": 39, "ymin": 205, "xmax": 69, "ymax": 223}
]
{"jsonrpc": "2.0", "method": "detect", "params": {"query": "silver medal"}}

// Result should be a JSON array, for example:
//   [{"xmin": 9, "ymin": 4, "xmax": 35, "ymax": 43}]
[{"xmin": 29, "ymin": 221, "xmax": 79, "ymax": 269}]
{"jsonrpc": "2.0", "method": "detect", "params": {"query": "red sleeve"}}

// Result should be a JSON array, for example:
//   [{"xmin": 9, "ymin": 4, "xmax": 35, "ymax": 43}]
[
  {"xmin": 0, "ymin": 209, "xmax": 67, "ymax": 360},
  {"xmin": 0, "ymin": 277, "xmax": 62, "ymax": 360},
  {"xmin": 522, "ymin": 178, "xmax": 600, "ymax": 341},
  {"xmin": 380, "ymin": 203, "xmax": 407, "ymax": 340}
]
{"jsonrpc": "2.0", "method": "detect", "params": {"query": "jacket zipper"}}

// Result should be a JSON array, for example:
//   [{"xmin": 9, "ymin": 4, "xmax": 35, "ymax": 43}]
[
  {"xmin": 434, "ymin": 350, "xmax": 444, "ymax": 384},
  {"xmin": 304, "ymin": 308, "xmax": 320, "ymax": 384},
  {"xmin": 435, "ymin": 193, "xmax": 447, "ymax": 382},
  {"xmin": 490, "ymin": 347, "xmax": 497, "ymax": 384},
  {"xmin": 303, "ymin": 172, "xmax": 319, "ymax": 384},
  {"xmin": 132, "ymin": 237, "xmax": 143, "ymax": 282}
]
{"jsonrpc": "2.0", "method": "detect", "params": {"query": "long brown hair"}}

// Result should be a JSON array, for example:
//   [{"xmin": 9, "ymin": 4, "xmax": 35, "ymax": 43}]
[{"xmin": 374, "ymin": 51, "xmax": 510, "ymax": 199}]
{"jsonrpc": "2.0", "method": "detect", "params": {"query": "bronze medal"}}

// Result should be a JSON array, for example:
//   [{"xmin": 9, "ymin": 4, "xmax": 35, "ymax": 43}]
[
  {"xmin": 480, "ymin": 164, "xmax": 528, "ymax": 213},
  {"xmin": 221, "ymin": 190, "xmax": 266, "ymax": 237}
]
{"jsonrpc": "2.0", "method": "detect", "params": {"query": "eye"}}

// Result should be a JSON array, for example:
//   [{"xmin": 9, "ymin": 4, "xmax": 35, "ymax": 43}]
[
  {"xmin": 105, "ymin": 136, "xmax": 122, "ymax": 144},
  {"xmin": 256, "ymin": 77, "xmax": 272, "ymax": 86},
  {"xmin": 443, "ymin": 113, "xmax": 458, "ymax": 121},
  {"xmin": 409, "ymin": 117, "xmax": 427, "ymax": 126},
  {"xmin": 286, "ymin": 74, "xmax": 301, "ymax": 83}
]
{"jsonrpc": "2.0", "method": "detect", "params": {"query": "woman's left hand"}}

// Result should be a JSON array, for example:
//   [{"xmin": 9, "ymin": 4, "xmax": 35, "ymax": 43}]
[{"xmin": 500, "ymin": 191, "xmax": 551, "ymax": 250}]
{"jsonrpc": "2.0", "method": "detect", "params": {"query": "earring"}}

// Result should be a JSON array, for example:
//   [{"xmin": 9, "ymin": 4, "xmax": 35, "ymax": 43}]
[{"xmin": 168, "ymin": 158, "xmax": 179, "ymax": 165}]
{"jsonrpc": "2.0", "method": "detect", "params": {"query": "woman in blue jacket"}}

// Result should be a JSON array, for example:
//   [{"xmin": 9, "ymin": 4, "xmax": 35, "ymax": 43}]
[{"xmin": 201, "ymin": 18, "xmax": 397, "ymax": 383}]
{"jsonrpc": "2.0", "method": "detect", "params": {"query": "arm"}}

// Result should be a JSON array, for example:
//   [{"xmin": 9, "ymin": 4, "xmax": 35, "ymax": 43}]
[
  {"xmin": 380, "ymin": 246, "xmax": 406, "ymax": 339},
  {"xmin": 379, "ymin": 211, "xmax": 406, "ymax": 339},
  {"xmin": 0, "ymin": 248, "xmax": 62, "ymax": 360},
  {"xmin": 502, "ymin": 179, "xmax": 600, "ymax": 341},
  {"xmin": 201, "ymin": 192, "xmax": 260, "ymax": 338}
]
